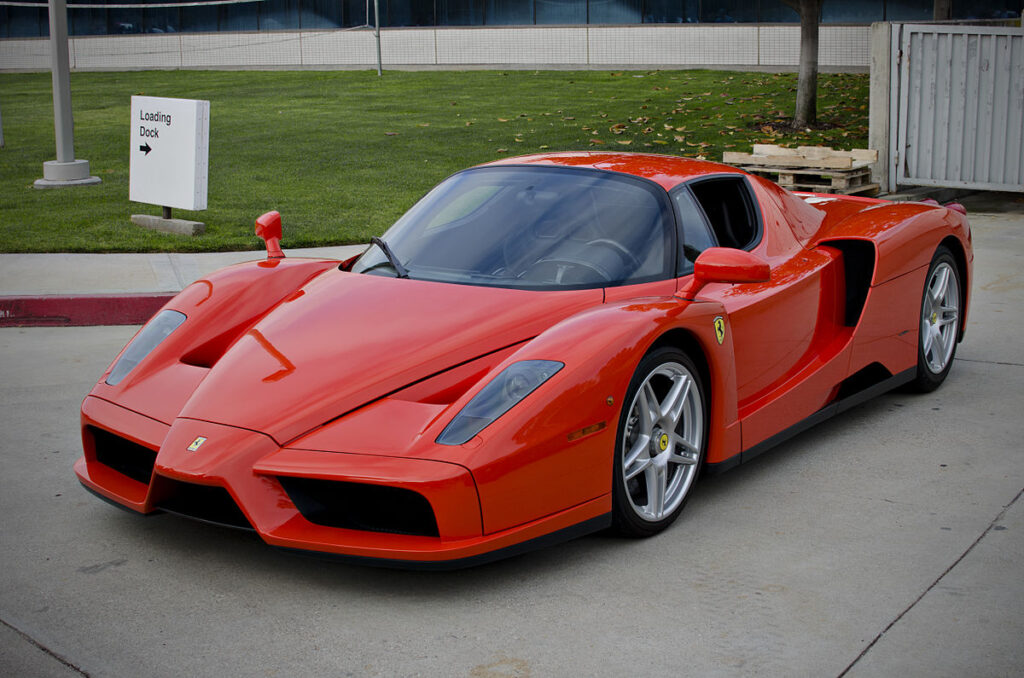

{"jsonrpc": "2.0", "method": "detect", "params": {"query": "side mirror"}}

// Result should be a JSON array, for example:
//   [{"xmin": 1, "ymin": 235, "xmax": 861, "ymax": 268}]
[
  {"xmin": 255, "ymin": 211, "xmax": 285, "ymax": 259},
  {"xmin": 677, "ymin": 247, "xmax": 770, "ymax": 300}
]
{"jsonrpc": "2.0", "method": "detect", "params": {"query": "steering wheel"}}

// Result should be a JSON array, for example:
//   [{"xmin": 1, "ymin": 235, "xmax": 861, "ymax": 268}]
[
  {"xmin": 585, "ymin": 239, "xmax": 641, "ymax": 271},
  {"xmin": 520, "ymin": 256, "xmax": 613, "ymax": 284}
]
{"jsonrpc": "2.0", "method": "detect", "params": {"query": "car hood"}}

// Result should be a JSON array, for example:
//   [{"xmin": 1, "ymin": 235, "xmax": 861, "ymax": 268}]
[{"xmin": 178, "ymin": 270, "xmax": 602, "ymax": 444}]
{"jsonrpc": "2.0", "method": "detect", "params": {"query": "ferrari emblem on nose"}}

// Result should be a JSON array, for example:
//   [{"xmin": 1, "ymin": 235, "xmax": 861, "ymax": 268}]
[
  {"xmin": 186, "ymin": 436, "xmax": 208, "ymax": 452},
  {"xmin": 713, "ymin": 316, "xmax": 726, "ymax": 345}
]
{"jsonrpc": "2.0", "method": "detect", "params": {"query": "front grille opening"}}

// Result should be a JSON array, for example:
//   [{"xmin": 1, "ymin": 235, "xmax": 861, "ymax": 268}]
[
  {"xmin": 152, "ymin": 477, "xmax": 253, "ymax": 531},
  {"xmin": 89, "ymin": 426, "xmax": 157, "ymax": 485},
  {"xmin": 278, "ymin": 476, "xmax": 440, "ymax": 538}
]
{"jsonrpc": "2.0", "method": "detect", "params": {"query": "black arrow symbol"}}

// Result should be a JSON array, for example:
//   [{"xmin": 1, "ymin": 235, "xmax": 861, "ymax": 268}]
[{"xmin": 139, "ymin": 142, "xmax": 152, "ymax": 155}]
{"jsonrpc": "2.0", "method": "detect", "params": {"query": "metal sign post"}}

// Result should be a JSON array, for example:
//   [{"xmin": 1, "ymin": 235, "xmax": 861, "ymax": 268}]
[
  {"xmin": 34, "ymin": 0, "xmax": 100, "ymax": 188},
  {"xmin": 374, "ymin": 0, "xmax": 382, "ymax": 76}
]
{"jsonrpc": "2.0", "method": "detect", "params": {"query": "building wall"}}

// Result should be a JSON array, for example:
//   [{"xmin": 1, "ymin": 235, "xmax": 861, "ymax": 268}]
[{"xmin": 0, "ymin": 23, "xmax": 871, "ymax": 70}]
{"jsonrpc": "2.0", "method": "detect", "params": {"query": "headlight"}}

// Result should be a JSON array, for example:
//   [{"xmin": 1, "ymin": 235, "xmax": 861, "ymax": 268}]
[
  {"xmin": 436, "ymin": 360, "xmax": 563, "ymax": 446},
  {"xmin": 105, "ymin": 310, "xmax": 186, "ymax": 385}
]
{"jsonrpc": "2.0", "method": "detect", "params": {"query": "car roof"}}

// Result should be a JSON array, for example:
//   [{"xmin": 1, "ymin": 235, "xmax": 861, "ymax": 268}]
[{"xmin": 480, "ymin": 152, "xmax": 746, "ymax": 191}]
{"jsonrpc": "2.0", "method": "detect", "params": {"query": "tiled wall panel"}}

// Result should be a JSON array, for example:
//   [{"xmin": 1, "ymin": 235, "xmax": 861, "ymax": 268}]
[
  {"xmin": 436, "ymin": 27, "xmax": 587, "ymax": 65},
  {"xmin": 590, "ymin": 25, "xmax": 760, "ymax": 65},
  {"xmin": 72, "ymin": 34, "xmax": 181, "ymax": 69},
  {"xmin": 1, "ymin": 25, "xmax": 870, "ymax": 71},
  {"xmin": 180, "ymin": 31, "xmax": 301, "ymax": 67}
]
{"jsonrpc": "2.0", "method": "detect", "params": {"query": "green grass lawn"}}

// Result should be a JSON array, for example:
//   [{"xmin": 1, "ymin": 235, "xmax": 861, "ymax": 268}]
[{"xmin": 0, "ymin": 69, "xmax": 868, "ymax": 253}]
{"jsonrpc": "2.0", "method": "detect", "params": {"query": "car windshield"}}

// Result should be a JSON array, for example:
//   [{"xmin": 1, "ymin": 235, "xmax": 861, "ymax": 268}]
[{"xmin": 351, "ymin": 165, "xmax": 674, "ymax": 289}]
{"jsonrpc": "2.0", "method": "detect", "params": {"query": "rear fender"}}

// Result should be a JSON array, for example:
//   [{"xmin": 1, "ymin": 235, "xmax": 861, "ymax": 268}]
[{"xmin": 810, "ymin": 202, "xmax": 971, "ymax": 286}]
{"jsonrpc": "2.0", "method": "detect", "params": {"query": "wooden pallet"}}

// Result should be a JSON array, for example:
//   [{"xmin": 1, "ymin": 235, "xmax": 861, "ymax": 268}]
[
  {"xmin": 725, "ymin": 145, "xmax": 880, "ymax": 196},
  {"xmin": 723, "ymin": 144, "xmax": 878, "ymax": 170},
  {"xmin": 740, "ymin": 165, "xmax": 878, "ymax": 193}
]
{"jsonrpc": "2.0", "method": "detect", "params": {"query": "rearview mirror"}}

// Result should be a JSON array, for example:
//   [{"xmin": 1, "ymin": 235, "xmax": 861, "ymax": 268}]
[
  {"xmin": 677, "ymin": 247, "xmax": 770, "ymax": 300},
  {"xmin": 255, "ymin": 211, "xmax": 285, "ymax": 259}
]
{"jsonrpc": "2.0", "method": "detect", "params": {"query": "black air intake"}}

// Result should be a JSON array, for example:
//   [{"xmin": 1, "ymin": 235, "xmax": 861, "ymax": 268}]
[
  {"xmin": 89, "ymin": 426, "xmax": 157, "ymax": 484},
  {"xmin": 278, "ymin": 477, "xmax": 439, "ymax": 537}
]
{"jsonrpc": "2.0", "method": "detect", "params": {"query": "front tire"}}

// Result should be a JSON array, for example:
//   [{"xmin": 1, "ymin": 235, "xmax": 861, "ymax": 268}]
[
  {"xmin": 612, "ymin": 347, "xmax": 708, "ymax": 537},
  {"xmin": 910, "ymin": 246, "xmax": 962, "ymax": 393}
]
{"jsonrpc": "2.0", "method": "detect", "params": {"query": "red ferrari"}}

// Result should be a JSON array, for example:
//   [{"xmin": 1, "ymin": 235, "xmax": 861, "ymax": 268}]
[{"xmin": 75, "ymin": 153, "xmax": 972, "ymax": 568}]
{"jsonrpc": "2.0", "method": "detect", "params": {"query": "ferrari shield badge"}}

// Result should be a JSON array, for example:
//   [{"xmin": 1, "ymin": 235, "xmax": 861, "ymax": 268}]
[
  {"xmin": 713, "ymin": 316, "xmax": 726, "ymax": 345},
  {"xmin": 186, "ymin": 436, "xmax": 208, "ymax": 452}
]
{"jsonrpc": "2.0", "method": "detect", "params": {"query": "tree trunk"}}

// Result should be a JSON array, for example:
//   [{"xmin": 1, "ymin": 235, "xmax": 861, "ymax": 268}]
[{"xmin": 793, "ymin": 0, "xmax": 822, "ymax": 129}]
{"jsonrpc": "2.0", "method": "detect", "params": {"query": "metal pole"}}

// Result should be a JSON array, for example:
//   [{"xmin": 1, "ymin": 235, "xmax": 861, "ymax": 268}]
[
  {"xmin": 35, "ymin": 0, "xmax": 99, "ymax": 187},
  {"xmin": 374, "ymin": 0, "xmax": 382, "ymax": 76},
  {"xmin": 48, "ymin": 0, "xmax": 73, "ymax": 163}
]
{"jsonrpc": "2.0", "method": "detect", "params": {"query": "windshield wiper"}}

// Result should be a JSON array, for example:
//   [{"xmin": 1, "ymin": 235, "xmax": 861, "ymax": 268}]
[{"xmin": 368, "ymin": 236, "xmax": 409, "ymax": 279}]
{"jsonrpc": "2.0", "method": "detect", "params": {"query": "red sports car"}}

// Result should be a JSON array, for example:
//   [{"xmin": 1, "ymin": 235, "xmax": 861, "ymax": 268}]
[{"xmin": 75, "ymin": 153, "xmax": 972, "ymax": 568}]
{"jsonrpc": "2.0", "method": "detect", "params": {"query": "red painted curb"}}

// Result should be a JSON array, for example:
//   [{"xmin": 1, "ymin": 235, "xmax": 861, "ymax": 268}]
[{"xmin": 0, "ymin": 293, "xmax": 175, "ymax": 327}]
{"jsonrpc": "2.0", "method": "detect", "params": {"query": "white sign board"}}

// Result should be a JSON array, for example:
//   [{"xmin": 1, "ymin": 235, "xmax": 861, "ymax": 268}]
[{"xmin": 129, "ymin": 96, "xmax": 209, "ymax": 211}]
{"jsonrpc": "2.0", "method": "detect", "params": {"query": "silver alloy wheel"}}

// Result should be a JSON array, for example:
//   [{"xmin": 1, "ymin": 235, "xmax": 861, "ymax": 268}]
[
  {"xmin": 621, "ymin": 361, "xmax": 703, "ymax": 522},
  {"xmin": 921, "ymin": 261, "xmax": 960, "ymax": 374}
]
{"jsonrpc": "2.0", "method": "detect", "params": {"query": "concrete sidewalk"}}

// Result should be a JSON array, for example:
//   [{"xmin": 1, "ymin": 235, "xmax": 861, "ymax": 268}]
[
  {"xmin": 0, "ymin": 245, "xmax": 366, "ymax": 326},
  {"xmin": 0, "ymin": 245, "xmax": 366, "ymax": 297}
]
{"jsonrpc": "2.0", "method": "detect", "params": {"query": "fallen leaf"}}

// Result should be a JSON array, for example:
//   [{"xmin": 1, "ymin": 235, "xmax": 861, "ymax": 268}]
[
  {"xmin": 417, "ymin": 123, "xmax": 430, "ymax": 127},
  {"xmin": 616, "ymin": 140, "xmax": 633, "ymax": 145},
  {"xmin": 496, "ymin": 148, "xmax": 508, "ymax": 152},
  {"xmin": 589, "ymin": 138, "xmax": 605, "ymax": 145},
  {"xmin": 498, "ymin": 118, "xmax": 509, "ymax": 122},
  {"xmin": 385, "ymin": 132, "xmax": 399, "ymax": 136}
]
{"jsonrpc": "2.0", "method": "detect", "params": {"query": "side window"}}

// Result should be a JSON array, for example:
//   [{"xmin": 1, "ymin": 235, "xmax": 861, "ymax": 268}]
[
  {"xmin": 672, "ymin": 188, "xmax": 718, "ymax": 275},
  {"xmin": 688, "ymin": 177, "xmax": 760, "ymax": 250}
]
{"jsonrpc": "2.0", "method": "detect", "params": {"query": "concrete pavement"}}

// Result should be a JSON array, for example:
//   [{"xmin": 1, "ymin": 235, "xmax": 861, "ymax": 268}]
[
  {"xmin": 0, "ymin": 245, "xmax": 367, "ymax": 326},
  {"xmin": 0, "ymin": 196, "xmax": 1021, "ymax": 677}
]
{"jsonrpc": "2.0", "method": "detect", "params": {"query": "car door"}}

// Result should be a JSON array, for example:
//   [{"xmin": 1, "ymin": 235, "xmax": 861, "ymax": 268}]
[{"xmin": 674, "ymin": 176, "xmax": 848, "ymax": 450}]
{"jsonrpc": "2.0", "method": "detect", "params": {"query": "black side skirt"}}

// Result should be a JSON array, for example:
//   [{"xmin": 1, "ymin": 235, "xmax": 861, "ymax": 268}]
[{"xmin": 705, "ymin": 366, "xmax": 917, "ymax": 475}]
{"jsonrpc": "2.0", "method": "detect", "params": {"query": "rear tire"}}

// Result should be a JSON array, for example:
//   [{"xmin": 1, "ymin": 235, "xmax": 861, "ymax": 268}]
[
  {"xmin": 612, "ymin": 347, "xmax": 707, "ymax": 537},
  {"xmin": 909, "ymin": 246, "xmax": 961, "ymax": 393}
]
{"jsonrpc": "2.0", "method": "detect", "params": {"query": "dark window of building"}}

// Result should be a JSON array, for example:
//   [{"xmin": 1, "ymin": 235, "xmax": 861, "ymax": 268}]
[
  {"xmin": 440, "ymin": 0, "xmax": 485, "ymax": 25},
  {"xmin": 701, "ymin": 0, "xmax": 759, "ymax": 23},
  {"xmin": 885, "ymin": 0, "xmax": 933, "ymax": 20},
  {"xmin": 643, "ymin": 0, "xmax": 699, "ymax": 23},
  {"xmin": 484, "ymin": 0, "xmax": 533, "ymax": 24},
  {"xmin": 759, "ymin": 0, "xmax": 799, "ymax": 22},
  {"xmin": 536, "ymin": 0, "xmax": 586, "ymax": 23},
  {"xmin": 589, "ymin": 0, "xmax": 642, "ymax": 24},
  {"xmin": 824, "ymin": 0, "xmax": 883, "ymax": 22}
]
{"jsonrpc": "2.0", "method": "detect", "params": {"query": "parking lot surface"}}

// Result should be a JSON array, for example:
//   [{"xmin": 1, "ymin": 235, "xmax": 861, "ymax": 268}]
[{"xmin": 1, "ymin": 205, "xmax": 1022, "ymax": 677}]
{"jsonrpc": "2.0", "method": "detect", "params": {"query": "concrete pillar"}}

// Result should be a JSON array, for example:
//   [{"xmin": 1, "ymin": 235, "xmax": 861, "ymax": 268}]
[
  {"xmin": 868, "ymin": 22, "xmax": 892, "ymax": 193},
  {"xmin": 34, "ymin": 0, "xmax": 100, "ymax": 188}
]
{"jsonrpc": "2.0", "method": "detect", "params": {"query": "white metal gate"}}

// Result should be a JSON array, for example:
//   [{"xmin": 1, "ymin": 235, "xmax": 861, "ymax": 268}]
[{"xmin": 890, "ymin": 24, "xmax": 1024, "ymax": 193}]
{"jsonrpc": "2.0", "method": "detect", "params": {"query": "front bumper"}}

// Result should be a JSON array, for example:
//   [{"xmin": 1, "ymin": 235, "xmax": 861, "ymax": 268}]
[{"xmin": 76, "ymin": 396, "xmax": 608, "ymax": 568}]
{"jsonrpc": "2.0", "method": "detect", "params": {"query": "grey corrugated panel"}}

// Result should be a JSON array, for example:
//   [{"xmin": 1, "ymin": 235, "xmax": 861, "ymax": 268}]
[{"xmin": 895, "ymin": 24, "xmax": 1023, "ymax": 193}]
